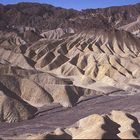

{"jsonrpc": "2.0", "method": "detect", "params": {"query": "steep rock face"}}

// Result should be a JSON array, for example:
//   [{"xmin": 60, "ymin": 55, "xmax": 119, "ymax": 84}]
[
  {"xmin": 0, "ymin": 83, "xmax": 37, "ymax": 123},
  {"xmin": 20, "ymin": 78, "xmax": 53, "ymax": 107}
]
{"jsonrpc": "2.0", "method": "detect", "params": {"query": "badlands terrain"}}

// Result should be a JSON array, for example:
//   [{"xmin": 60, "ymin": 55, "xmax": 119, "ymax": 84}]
[{"xmin": 0, "ymin": 2, "xmax": 140, "ymax": 139}]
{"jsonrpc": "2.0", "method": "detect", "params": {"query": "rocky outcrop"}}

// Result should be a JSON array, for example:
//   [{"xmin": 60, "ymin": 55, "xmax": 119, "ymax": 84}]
[{"xmin": 25, "ymin": 111, "xmax": 140, "ymax": 139}]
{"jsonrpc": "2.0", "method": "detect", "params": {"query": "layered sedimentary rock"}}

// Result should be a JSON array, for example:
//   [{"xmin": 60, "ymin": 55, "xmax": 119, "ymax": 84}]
[
  {"xmin": 0, "ymin": 2, "xmax": 140, "ymax": 139},
  {"xmin": 0, "ymin": 27, "xmax": 140, "ymax": 114}
]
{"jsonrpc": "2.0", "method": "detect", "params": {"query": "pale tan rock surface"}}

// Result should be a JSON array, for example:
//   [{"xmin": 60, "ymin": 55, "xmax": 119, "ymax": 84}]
[
  {"xmin": 25, "ymin": 111, "xmax": 140, "ymax": 139},
  {"xmin": 0, "ymin": 89, "xmax": 37, "ymax": 123},
  {"xmin": 0, "ymin": 28, "xmax": 140, "ymax": 122}
]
